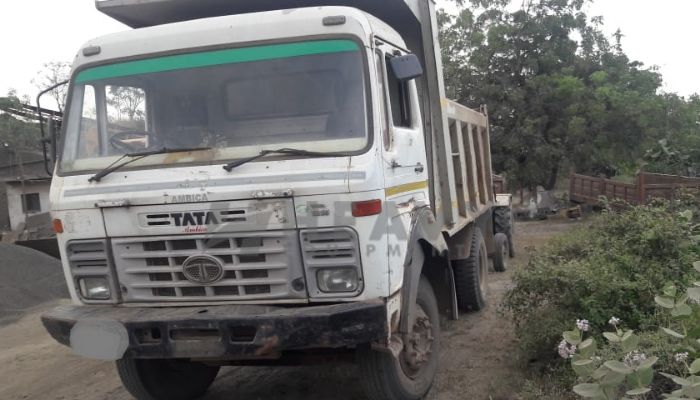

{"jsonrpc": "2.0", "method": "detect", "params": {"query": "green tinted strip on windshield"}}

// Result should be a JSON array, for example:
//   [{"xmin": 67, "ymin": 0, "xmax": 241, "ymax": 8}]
[{"xmin": 75, "ymin": 40, "xmax": 360, "ymax": 83}]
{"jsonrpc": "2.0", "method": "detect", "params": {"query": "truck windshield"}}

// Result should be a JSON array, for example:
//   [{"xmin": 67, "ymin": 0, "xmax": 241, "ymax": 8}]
[{"xmin": 59, "ymin": 39, "xmax": 369, "ymax": 174}]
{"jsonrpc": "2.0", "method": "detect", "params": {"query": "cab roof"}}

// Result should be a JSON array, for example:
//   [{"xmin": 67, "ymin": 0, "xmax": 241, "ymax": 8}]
[{"xmin": 73, "ymin": 6, "xmax": 405, "ymax": 70}]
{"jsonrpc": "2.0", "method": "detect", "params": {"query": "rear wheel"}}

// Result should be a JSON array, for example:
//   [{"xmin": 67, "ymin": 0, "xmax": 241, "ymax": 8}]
[
  {"xmin": 116, "ymin": 357, "xmax": 220, "ymax": 400},
  {"xmin": 493, "ymin": 233, "xmax": 510, "ymax": 272},
  {"xmin": 357, "ymin": 276, "xmax": 440, "ymax": 400},
  {"xmin": 494, "ymin": 207, "xmax": 515, "ymax": 258},
  {"xmin": 453, "ymin": 229, "xmax": 488, "ymax": 311}
]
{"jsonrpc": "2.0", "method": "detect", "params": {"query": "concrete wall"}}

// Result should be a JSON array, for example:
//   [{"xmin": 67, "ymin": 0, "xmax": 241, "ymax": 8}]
[{"xmin": 6, "ymin": 181, "xmax": 52, "ymax": 230}]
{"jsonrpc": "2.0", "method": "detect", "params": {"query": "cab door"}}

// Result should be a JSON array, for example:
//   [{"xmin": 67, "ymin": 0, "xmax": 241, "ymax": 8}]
[{"xmin": 375, "ymin": 41, "xmax": 429, "ymax": 294}]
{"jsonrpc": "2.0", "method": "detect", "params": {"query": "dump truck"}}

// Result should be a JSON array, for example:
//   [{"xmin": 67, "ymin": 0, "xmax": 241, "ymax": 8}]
[{"xmin": 41, "ymin": 1, "xmax": 514, "ymax": 399}]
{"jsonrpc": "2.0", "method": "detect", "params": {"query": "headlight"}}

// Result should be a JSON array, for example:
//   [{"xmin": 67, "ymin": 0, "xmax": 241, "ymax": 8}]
[
  {"xmin": 79, "ymin": 277, "xmax": 111, "ymax": 300},
  {"xmin": 316, "ymin": 268, "xmax": 359, "ymax": 293}
]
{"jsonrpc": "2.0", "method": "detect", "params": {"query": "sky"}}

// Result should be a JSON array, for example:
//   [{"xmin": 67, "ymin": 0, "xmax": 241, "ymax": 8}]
[{"xmin": 1, "ymin": 0, "xmax": 699, "ymax": 108}]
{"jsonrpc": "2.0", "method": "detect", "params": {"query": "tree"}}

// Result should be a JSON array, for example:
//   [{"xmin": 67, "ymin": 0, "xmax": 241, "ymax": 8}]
[
  {"xmin": 439, "ymin": 0, "xmax": 699, "ymax": 189},
  {"xmin": 107, "ymin": 86, "xmax": 146, "ymax": 122},
  {"xmin": 0, "ymin": 90, "xmax": 42, "ymax": 152},
  {"xmin": 32, "ymin": 61, "xmax": 70, "ymax": 112}
]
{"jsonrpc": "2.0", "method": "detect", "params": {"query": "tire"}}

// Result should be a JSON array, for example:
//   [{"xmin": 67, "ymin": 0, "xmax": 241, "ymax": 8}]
[
  {"xmin": 494, "ymin": 207, "xmax": 515, "ymax": 258},
  {"xmin": 357, "ymin": 276, "xmax": 440, "ymax": 400},
  {"xmin": 453, "ymin": 229, "xmax": 488, "ymax": 311},
  {"xmin": 493, "ymin": 233, "xmax": 509, "ymax": 272},
  {"xmin": 116, "ymin": 357, "xmax": 220, "ymax": 400}
]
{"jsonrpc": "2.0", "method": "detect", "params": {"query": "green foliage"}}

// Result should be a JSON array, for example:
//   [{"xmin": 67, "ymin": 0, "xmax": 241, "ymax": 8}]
[
  {"xmin": 576, "ymin": 330, "xmax": 682, "ymax": 397},
  {"xmin": 502, "ymin": 202, "xmax": 699, "ymax": 362},
  {"xmin": 562, "ymin": 322, "xmax": 677, "ymax": 399},
  {"xmin": 653, "ymin": 263, "xmax": 700, "ymax": 399},
  {"xmin": 0, "ymin": 92, "xmax": 43, "ymax": 152},
  {"xmin": 560, "ymin": 261, "xmax": 700, "ymax": 399},
  {"xmin": 560, "ymin": 321, "xmax": 657, "ymax": 399},
  {"xmin": 504, "ymin": 199, "xmax": 700, "ymax": 398},
  {"xmin": 644, "ymin": 137, "xmax": 700, "ymax": 178},
  {"xmin": 439, "ymin": 0, "xmax": 700, "ymax": 188}
]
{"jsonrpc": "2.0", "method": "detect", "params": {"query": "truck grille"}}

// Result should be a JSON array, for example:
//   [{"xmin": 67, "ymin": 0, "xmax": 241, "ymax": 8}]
[
  {"xmin": 66, "ymin": 240, "xmax": 120, "ymax": 304},
  {"xmin": 300, "ymin": 228, "xmax": 361, "ymax": 267},
  {"xmin": 112, "ymin": 231, "xmax": 306, "ymax": 302},
  {"xmin": 300, "ymin": 228, "xmax": 363, "ymax": 298}
]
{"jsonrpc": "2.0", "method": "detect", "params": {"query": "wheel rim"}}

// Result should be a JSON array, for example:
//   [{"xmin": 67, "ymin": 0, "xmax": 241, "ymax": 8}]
[
  {"xmin": 502, "ymin": 241, "xmax": 509, "ymax": 268},
  {"xmin": 399, "ymin": 305, "xmax": 434, "ymax": 379}
]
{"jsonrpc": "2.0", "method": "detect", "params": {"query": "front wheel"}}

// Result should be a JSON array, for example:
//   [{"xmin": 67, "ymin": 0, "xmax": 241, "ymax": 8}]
[
  {"xmin": 116, "ymin": 357, "xmax": 220, "ymax": 400},
  {"xmin": 357, "ymin": 276, "xmax": 440, "ymax": 400}
]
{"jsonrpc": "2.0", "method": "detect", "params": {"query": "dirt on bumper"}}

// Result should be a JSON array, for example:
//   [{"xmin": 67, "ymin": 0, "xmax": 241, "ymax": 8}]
[{"xmin": 41, "ymin": 300, "xmax": 387, "ymax": 360}]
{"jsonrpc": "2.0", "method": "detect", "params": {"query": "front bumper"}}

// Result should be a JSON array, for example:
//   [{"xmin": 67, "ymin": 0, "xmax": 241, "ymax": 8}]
[{"xmin": 42, "ymin": 300, "xmax": 387, "ymax": 360}]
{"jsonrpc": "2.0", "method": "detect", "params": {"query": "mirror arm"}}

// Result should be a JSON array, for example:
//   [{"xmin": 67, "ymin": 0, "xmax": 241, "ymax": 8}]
[{"xmin": 36, "ymin": 80, "xmax": 68, "ymax": 176}]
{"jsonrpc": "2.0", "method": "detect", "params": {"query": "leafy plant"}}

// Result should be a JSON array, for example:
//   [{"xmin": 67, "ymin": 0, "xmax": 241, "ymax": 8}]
[
  {"xmin": 654, "ymin": 262, "xmax": 700, "ymax": 399},
  {"xmin": 561, "ymin": 261, "xmax": 700, "ymax": 399},
  {"xmin": 561, "ymin": 318, "xmax": 656, "ymax": 399}
]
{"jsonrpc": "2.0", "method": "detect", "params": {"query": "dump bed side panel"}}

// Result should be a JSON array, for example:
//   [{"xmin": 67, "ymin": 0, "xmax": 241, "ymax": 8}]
[{"xmin": 438, "ymin": 100, "xmax": 494, "ymax": 235}]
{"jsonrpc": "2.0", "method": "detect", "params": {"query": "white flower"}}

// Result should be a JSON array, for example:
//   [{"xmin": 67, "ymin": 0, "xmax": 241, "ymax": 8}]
[
  {"xmin": 608, "ymin": 317, "xmax": 621, "ymax": 326},
  {"xmin": 623, "ymin": 351, "xmax": 647, "ymax": 368},
  {"xmin": 675, "ymin": 352, "xmax": 689, "ymax": 363},
  {"xmin": 557, "ymin": 340, "xmax": 577, "ymax": 359},
  {"xmin": 576, "ymin": 319, "xmax": 590, "ymax": 332}
]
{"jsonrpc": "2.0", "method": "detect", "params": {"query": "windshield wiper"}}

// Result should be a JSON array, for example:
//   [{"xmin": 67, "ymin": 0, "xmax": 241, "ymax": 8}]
[
  {"xmin": 88, "ymin": 146, "xmax": 212, "ymax": 183},
  {"xmin": 223, "ymin": 148, "xmax": 352, "ymax": 172}
]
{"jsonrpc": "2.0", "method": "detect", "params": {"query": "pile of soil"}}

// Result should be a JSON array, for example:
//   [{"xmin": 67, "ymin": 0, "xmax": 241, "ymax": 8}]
[{"xmin": 0, "ymin": 243, "xmax": 68, "ymax": 326}]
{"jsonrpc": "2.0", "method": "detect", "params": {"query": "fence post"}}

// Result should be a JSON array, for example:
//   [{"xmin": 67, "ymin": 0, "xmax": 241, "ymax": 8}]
[
  {"xmin": 569, "ymin": 173, "xmax": 574, "ymax": 201},
  {"xmin": 638, "ymin": 173, "xmax": 646, "ymax": 204}
]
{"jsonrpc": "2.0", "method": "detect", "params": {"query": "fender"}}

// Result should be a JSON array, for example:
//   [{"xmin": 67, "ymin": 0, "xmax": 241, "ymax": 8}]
[
  {"xmin": 446, "ymin": 211, "xmax": 494, "ymax": 259},
  {"xmin": 398, "ymin": 206, "xmax": 458, "ymax": 339}
]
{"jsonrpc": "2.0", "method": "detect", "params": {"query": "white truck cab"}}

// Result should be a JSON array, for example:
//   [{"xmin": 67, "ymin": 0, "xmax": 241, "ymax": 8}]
[{"xmin": 42, "ymin": 2, "xmax": 514, "ymax": 399}]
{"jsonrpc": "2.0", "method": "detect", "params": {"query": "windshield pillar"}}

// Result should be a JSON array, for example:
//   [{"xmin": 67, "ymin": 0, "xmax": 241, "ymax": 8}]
[{"xmin": 95, "ymin": 84, "xmax": 109, "ymax": 156}]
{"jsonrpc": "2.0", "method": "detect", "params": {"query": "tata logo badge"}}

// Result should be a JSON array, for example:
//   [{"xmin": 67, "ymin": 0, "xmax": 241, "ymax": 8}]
[{"xmin": 182, "ymin": 255, "xmax": 224, "ymax": 285}]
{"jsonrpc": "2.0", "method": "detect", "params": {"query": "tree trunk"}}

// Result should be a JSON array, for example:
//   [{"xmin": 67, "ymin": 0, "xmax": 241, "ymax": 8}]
[{"xmin": 545, "ymin": 163, "xmax": 559, "ymax": 191}]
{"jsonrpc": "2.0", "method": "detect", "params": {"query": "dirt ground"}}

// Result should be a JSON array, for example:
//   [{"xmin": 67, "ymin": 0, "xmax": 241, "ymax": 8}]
[{"xmin": 0, "ymin": 218, "xmax": 578, "ymax": 400}]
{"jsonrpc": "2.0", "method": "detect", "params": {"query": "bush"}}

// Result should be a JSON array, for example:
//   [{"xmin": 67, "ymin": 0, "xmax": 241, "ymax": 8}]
[
  {"xmin": 502, "ymin": 201, "xmax": 699, "ymax": 364},
  {"xmin": 557, "ymin": 262, "xmax": 700, "ymax": 399}
]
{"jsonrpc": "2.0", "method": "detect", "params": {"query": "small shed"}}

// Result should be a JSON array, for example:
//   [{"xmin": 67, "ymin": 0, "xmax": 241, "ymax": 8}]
[{"xmin": 3, "ymin": 176, "xmax": 52, "ymax": 231}]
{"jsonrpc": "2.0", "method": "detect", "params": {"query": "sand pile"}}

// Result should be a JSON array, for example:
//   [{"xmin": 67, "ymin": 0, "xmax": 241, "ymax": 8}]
[{"xmin": 0, "ymin": 243, "xmax": 68, "ymax": 326}]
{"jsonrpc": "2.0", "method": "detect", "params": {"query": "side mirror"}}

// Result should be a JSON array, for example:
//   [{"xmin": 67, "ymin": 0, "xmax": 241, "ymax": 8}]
[
  {"xmin": 39, "ymin": 118, "xmax": 58, "ymax": 175},
  {"xmin": 388, "ymin": 54, "xmax": 424, "ymax": 81}
]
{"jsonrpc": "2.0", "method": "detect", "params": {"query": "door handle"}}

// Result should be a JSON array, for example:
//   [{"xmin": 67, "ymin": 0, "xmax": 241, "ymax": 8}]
[{"xmin": 414, "ymin": 164, "xmax": 424, "ymax": 173}]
